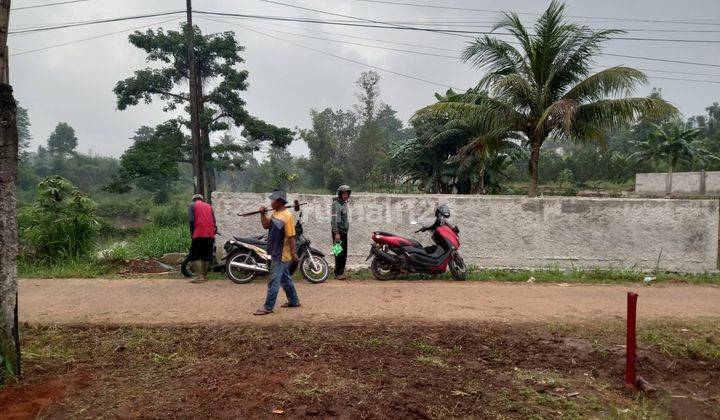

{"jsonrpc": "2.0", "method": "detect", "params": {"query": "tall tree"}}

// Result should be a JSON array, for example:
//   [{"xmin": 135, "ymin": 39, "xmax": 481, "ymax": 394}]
[
  {"xmin": 300, "ymin": 108, "xmax": 358, "ymax": 189},
  {"xmin": 114, "ymin": 23, "xmax": 293, "ymax": 196},
  {"xmin": 16, "ymin": 104, "xmax": 30, "ymax": 161},
  {"xmin": 415, "ymin": 1, "xmax": 673, "ymax": 196},
  {"xmin": 105, "ymin": 122, "xmax": 186, "ymax": 203},
  {"xmin": 47, "ymin": 122, "xmax": 78, "ymax": 157},
  {"xmin": 0, "ymin": 0, "xmax": 21, "ymax": 379}
]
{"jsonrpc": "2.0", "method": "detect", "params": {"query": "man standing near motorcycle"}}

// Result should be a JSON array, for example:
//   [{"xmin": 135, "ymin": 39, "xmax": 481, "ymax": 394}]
[
  {"xmin": 331, "ymin": 185, "xmax": 351, "ymax": 280},
  {"xmin": 254, "ymin": 189, "xmax": 301, "ymax": 315},
  {"xmin": 187, "ymin": 194, "xmax": 217, "ymax": 283}
]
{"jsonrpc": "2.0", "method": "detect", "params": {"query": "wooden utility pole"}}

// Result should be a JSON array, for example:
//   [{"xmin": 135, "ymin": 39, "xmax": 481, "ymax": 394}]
[
  {"xmin": 0, "ymin": 0, "xmax": 21, "ymax": 377},
  {"xmin": 186, "ymin": 0, "xmax": 205, "ymax": 197}
]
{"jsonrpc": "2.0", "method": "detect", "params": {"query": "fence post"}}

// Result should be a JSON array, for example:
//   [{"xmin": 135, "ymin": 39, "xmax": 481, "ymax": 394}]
[
  {"xmin": 700, "ymin": 170, "xmax": 706, "ymax": 196},
  {"xmin": 626, "ymin": 292, "xmax": 638, "ymax": 387}
]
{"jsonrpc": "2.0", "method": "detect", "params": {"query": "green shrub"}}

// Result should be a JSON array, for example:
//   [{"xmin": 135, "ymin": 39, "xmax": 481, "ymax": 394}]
[
  {"xmin": 149, "ymin": 202, "xmax": 187, "ymax": 228},
  {"xmin": 129, "ymin": 225, "xmax": 190, "ymax": 259},
  {"xmin": 19, "ymin": 176, "xmax": 100, "ymax": 261}
]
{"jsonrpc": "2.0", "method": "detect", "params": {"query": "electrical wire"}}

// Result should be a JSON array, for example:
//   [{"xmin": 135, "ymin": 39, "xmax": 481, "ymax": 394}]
[
  {"xmin": 11, "ymin": 0, "xmax": 91, "ymax": 11},
  {"xmin": 352, "ymin": 0, "xmax": 720, "ymax": 26},
  {"xmin": 9, "ymin": 10, "xmax": 184, "ymax": 35},
  {"xmin": 199, "ymin": 16, "xmax": 462, "ymax": 90},
  {"xmin": 202, "ymin": 16, "xmax": 720, "ymax": 86},
  {"xmin": 254, "ymin": 1, "xmax": 720, "ymax": 44},
  {"xmin": 214, "ymin": 19, "xmax": 720, "ymax": 79},
  {"xmin": 11, "ymin": 17, "xmax": 182, "ymax": 56},
  {"xmin": 196, "ymin": 11, "xmax": 720, "ymax": 69}
]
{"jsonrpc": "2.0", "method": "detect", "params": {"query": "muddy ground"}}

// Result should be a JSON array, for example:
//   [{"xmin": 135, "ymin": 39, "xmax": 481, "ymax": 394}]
[{"xmin": 2, "ymin": 320, "xmax": 719, "ymax": 419}]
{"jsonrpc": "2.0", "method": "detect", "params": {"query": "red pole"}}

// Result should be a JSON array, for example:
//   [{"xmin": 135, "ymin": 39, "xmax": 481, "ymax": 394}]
[{"xmin": 626, "ymin": 292, "xmax": 638, "ymax": 386}]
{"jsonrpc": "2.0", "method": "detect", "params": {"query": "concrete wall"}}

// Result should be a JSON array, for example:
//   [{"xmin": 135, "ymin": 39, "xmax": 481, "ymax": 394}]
[
  {"xmin": 636, "ymin": 171, "xmax": 720, "ymax": 196},
  {"xmin": 212, "ymin": 192, "xmax": 719, "ymax": 273}
]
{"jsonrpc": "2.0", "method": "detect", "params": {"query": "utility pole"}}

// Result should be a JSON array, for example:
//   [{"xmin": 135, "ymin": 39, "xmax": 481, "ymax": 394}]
[
  {"xmin": 0, "ymin": 0, "xmax": 22, "ymax": 377},
  {"xmin": 186, "ymin": 0, "xmax": 205, "ymax": 197}
]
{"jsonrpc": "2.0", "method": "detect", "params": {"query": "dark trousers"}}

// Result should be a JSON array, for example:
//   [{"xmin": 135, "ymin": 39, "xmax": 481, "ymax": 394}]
[{"xmin": 333, "ymin": 231, "xmax": 348, "ymax": 276}]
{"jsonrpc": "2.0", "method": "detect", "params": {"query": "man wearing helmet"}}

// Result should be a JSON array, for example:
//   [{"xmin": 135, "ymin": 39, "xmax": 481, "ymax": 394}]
[
  {"xmin": 331, "ymin": 185, "xmax": 351, "ymax": 280},
  {"xmin": 187, "ymin": 194, "xmax": 217, "ymax": 283}
]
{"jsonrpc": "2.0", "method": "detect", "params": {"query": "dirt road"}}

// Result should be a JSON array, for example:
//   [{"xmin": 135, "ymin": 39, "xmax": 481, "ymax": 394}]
[{"xmin": 18, "ymin": 279, "xmax": 720, "ymax": 324}]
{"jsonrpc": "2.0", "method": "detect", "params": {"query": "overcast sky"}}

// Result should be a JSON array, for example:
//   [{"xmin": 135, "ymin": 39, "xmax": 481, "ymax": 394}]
[{"xmin": 8, "ymin": 0, "xmax": 720, "ymax": 158}]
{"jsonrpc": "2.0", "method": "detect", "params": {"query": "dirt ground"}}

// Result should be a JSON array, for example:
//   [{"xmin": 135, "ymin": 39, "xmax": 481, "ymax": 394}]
[
  {"xmin": 2, "ymin": 322, "xmax": 719, "ymax": 419},
  {"xmin": 18, "ymin": 278, "xmax": 720, "ymax": 324},
  {"xmin": 6, "ymin": 279, "xmax": 720, "ymax": 419}
]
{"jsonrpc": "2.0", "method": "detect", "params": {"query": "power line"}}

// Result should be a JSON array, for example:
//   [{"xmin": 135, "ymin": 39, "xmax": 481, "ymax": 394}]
[
  {"xmin": 229, "ymin": 21, "xmax": 458, "ymax": 59},
  {"xmin": 8, "ymin": 10, "xmax": 184, "ymax": 35},
  {"xmin": 647, "ymin": 75, "xmax": 720, "ymax": 84},
  {"xmin": 199, "ymin": 16, "xmax": 462, "ymax": 90},
  {"xmin": 197, "ymin": 11, "xmax": 720, "ymax": 69},
  {"xmin": 11, "ymin": 17, "xmax": 182, "ymax": 56},
  {"xmin": 254, "ymin": 0, "xmax": 471, "ymax": 38},
  {"xmin": 198, "ymin": 10, "xmax": 720, "ymax": 43},
  {"xmin": 603, "ymin": 53, "xmax": 720, "ymax": 69},
  {"xmin": 11, "ymin": 0, "xmax": 91, "ymax": 11},
  {"xmin": 202, "ymin": 17, "xmax": 720, "ymax": 86},
  {"xmin": 256, "ymin": 1, "xmax": 720, "ymax": 44},
  {"xmin": 212, "ymin": 19, "xmax": 720, "ymax": 79},
  {"xmin": 352, "ymin": 0, "xmax": 720, "ymax": 27}
]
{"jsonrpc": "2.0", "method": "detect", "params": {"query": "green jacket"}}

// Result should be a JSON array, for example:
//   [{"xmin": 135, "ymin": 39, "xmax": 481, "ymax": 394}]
[{"xmin": 331, "ymin": 198, "xmax": 349, "ymax": 233}]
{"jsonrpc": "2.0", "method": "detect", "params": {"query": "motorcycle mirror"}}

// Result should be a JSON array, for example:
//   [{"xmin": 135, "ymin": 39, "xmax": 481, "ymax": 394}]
[{"xmin": 293, "ymin": 199, "xmax": 301, "ymax": 212}]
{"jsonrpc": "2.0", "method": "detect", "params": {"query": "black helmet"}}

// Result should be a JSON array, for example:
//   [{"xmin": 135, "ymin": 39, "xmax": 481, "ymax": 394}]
[
  {"xmin": 435, "ymin": 203, "xmax": 450, "ymax": 219},
  {"xmin": 337, "ymin": 184, "xmax": 351, "ymax": 198}
]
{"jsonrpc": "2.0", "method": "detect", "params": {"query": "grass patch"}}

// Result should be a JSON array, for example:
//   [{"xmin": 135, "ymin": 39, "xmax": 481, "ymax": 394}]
[
  {"xmin": 124, "ymin": 225, "xmax": 190, "ymax": 259},
  {"xmin": 642, "ymin": 322, "xmax": 720, "ymax": 362},
  {"xmin": 18, "ymin": 257, "xmax": 112, "ymax": 278},
  {"xmin": 348, "ymin": 265, "xmax": 720, "ymax": 285}
]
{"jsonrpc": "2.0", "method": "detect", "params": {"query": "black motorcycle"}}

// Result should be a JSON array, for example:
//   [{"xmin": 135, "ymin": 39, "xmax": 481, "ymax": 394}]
[{"xmin": 223, "ymin": 204, "xmax": 329, "ymax": 284}]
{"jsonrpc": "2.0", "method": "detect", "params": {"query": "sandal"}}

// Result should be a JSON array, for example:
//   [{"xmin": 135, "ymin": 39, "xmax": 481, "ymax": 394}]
[
  {"xmin": 253, "ymin": 308, "xmax": 274, "ymax": 316},
  {"xmin": 281, "ymin": 302, "xmax": 301, "ymax": 308}
]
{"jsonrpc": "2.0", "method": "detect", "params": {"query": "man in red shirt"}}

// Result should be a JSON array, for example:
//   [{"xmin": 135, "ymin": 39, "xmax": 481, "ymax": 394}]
[{"xmin": 187, "ymin": 194, "xmax": 217, "ymax": 283}]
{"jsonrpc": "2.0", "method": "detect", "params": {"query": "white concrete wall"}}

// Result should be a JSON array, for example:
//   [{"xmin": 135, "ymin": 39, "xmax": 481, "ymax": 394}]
[
  {"xmin": 212, "ymin": 193, "xmax": 719, "ymax": 273},
  {"xmin": 636, "ymin": 171, "xmax": 720, "ymax": 196}
]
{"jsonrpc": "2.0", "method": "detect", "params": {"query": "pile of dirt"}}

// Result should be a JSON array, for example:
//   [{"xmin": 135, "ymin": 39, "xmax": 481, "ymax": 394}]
[
  {"xmin": 2, "ymin": 322, "xmax": 718, "ymax": 419},
  {"xmin": 117, "ymin": 259, "xmax": 171, "ymax": 274}
]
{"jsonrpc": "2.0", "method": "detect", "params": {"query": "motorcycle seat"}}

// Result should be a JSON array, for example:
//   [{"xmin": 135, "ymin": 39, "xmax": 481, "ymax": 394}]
[
  {"xmin": 375, "ymin": 231, "xmax": 422, "ymax": 248},
  {"xmin": 234, "ymin": 235, "xmax": 267, "ymax": 246}
]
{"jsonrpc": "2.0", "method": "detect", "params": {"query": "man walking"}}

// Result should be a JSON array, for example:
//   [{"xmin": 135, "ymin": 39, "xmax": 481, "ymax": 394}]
[
  {"xmin": 187, "ymin": 194, "xmax": 217, "ymax": 283},
  {"xmin": 331, "ymin": 185, "xmax": 351, "ymax": 280},
  {"xmin": 254, "ymin": 189, "xmax": 301, "ymax": 315}
]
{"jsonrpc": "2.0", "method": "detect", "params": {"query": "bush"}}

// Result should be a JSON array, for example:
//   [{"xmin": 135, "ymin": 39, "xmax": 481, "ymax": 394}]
[
  {"xmin": 149, "ymin": 202, "xmax": 187, "ymax": 227},
  {"xmin": 129, "ymin": 225, "xmax": 190, "ymax": 259},
  {"xmin": 19, "ymin": 176, "xmax": 100, "ymax": 261}
]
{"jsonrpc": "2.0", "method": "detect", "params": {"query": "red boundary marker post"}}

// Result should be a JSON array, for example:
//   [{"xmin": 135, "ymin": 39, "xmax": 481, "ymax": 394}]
[{"xmin": 626, "ymin": 292, "xmax": 638, "ymax": 386}]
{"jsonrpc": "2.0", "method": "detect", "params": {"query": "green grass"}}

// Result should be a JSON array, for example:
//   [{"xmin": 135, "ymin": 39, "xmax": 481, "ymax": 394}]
[
  {"xmin": 642, "ymin": 322, "xmax": 720, "ymax": 362},
  {"xmin": 18, "ymin": 257, "xmax": 112, "ymax": 278},
  {"xmin": 125, "ymin": 225, "xmax": 190, "ymax": 259},
  {"xmin": 348, "ymin": 265, "xmax": 720, "ymax": 285}
]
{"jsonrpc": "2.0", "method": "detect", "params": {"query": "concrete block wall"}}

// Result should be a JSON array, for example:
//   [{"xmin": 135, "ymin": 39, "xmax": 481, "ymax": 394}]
[
  {"xmin": 212, "ymin": 192, "xmax": 719, "ymax": 273},
  {"xmin": 636, "ymin": 171, "xmax": 720, "ymax": 196}
]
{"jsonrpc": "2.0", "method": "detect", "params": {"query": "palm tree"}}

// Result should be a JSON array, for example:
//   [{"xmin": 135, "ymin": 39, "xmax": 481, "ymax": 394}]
[{"xmin": 414, "ymin": 0, "xmax": 674, "ymax": 196}]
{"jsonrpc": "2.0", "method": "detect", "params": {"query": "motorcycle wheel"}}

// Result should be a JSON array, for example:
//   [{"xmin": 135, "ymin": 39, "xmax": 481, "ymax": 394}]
[
  {"xmin": 449, "ymin": 255, "xmax": 467, "ymax": 281},
  {"xmin": 300, "ymin": 253, "xmax": 329, "ymax": 284},
  {"xmin": 180, "ymin": 256, "xmax": 193, "ymax": 278},
  {"xmin": 371, "ymin": 257, "xmax": 397, "ymax": 281},
  {"xmin": 226, "ymin": 251, "xmax": 259, "ymax": 284}
]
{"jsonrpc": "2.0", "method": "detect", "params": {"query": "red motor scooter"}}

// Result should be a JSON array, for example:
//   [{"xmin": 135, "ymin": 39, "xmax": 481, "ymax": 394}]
[{"xmin": 366, "ymin": 204, "xmax": 467, "ymax": 280}]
